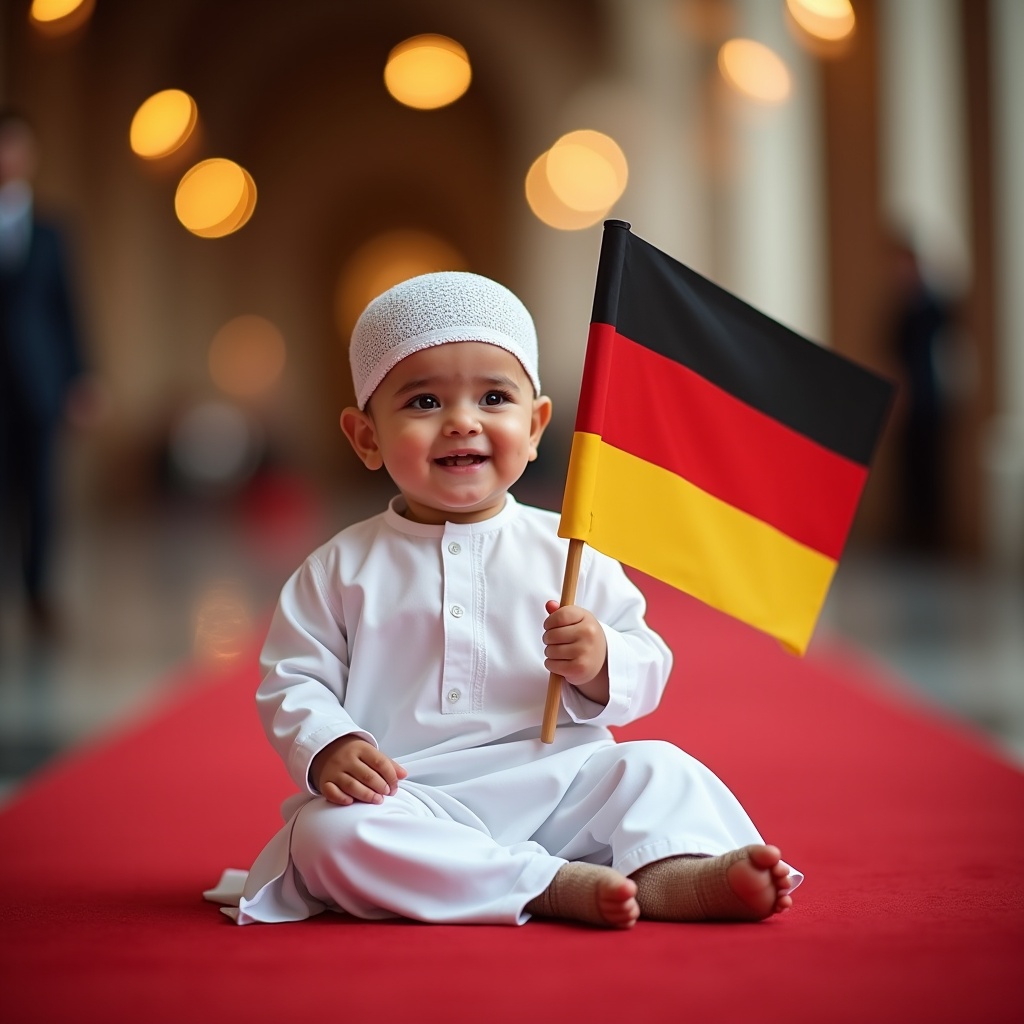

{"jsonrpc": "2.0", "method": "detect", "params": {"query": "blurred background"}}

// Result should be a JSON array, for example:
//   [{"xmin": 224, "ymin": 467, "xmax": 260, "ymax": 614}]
[{"xmin": 1, "ymin": 0, "xmax": 1021, "ymax": 802}]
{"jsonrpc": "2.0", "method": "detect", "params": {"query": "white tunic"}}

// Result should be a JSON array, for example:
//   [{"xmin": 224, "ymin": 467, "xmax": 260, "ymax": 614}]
[{"xmin": 213, "ymin": 494, "xmax": 802, "ymax": 925}]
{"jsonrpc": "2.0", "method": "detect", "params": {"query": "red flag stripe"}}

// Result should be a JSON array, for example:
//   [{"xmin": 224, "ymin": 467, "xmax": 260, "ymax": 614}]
[{"xmin": 575, "ymin": 323, "xmax": 867, "ymax": 560}]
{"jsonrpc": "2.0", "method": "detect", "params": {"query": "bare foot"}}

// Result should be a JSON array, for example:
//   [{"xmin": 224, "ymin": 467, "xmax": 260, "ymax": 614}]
[
  {"xmin": 526, "ymin": 863, "xmax": 639, "ymax": 929},
  {"xmin": 722, "ymin": 845, "xmax": 793, "ymax": 920},
  {"xmin": 631, "ymin": 844, "xmax": 794, "ymax": 922},
  {"xmin": 592, "ymin": 871, "xmax": 641, "ymax": 928}
]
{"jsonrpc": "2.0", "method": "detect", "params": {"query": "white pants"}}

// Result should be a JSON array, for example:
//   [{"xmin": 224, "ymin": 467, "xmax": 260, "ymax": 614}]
[{"xmin": 288, "ymin": 739, "xmax": 792, "ymax": 925}]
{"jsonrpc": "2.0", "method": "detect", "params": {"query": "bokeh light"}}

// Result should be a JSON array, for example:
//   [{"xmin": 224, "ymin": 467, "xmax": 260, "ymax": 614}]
[
  {"xmin": 129, "ymin": 89, "xmax": 198, "ymax": 160},
  {"xmin": 336, "ymin": 229, "xmax": 467, "ymax": 337},
  {"xmin": 525, "ymin": 152, "xmax": 607, "ymax": 231},
  {"xmin": 526, "ymin": 127, "xmax": 632, "ymax": 232},
  {"xmin": 169, "ymin": 401, "xmax": 262, "ymax": 490},
  {"xmin": 208, "ymin": 315, "xmax": 287, "ymax": 399},
  {"xmin": 384, "ymin": 34, "xmax": 472, "ymax": 110},
  {"xmin": 544, "ymin": 130, "xmax": 628, "ymax": 213},
  {"xmin": 192, "ymin": 579, "xmax": 254, "ymax": 666},
  {"xmin": 28, "ymin": 0, "xmax": 94, "ymax": 35},
  {"xmin": 718, "ymin": 39, "xmax": 792, "ymax": 104},
  {"xmin": 175, "ymin": 158, "xmax": 256, "ymax": 238},
  {"xmin": 786, "ymin": 0, "xmax": 856, "ymax": 43}
]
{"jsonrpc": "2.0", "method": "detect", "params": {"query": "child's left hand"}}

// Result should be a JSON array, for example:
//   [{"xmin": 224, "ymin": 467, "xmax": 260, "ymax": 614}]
[{"xmin": 543, "ymin": 600, "xmax": 610, "ymax": 705}]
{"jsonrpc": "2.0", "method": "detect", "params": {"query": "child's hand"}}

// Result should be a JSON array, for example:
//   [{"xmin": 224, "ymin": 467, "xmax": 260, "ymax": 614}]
[
  {"xmin": 543, "ymin": 600, "xmax": 610, "ymax": 705},
  {"xmin": 311, "ymin": 735, "xmax": 408, "ymax": 806}
]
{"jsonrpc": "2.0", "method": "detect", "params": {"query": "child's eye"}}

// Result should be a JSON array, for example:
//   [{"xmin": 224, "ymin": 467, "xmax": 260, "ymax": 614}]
[
  {"xmin": 481, "ymin": 390, "xmax": 512, "ymax": 407},
  {"xmin": 408, "ymin": 394, "xmax": 440, "ymax": 410}
]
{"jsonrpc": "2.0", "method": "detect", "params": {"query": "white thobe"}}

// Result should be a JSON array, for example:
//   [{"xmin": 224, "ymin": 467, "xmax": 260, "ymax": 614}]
[{"xmin": 211, "ymin": 494, "xmax": 802, "ymax": 925}]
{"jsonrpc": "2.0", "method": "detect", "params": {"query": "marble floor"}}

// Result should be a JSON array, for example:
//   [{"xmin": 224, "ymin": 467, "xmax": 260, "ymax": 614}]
[
  {"xmin": 2, "ymin": 485, "xmax": 1022, "ymax": 805},
  {"xmin": 819, "ymin": 548, "xmax": 1024, "ymax": 766}
]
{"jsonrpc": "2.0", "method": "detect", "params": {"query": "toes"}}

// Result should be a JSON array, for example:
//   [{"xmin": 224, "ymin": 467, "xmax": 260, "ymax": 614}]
[
  {"xmin": 596, "ymin": 874, "xmax": 639, "ymax": 928},
  {"xmin": 746, "ymin": 844, "xmax": 782, "ymax": 870},
  {"xmin": 609, "ymin": 896, "xmax": 640, "ymax": 928},
  {"xmin": 617, "ymin": 877, "xmax": 638, "ymax": 901},
  {"xmin": 772, "ymin": 864, "xmax": 794, "ymax": 890},
  {"xmin": 603, "ymin": 897, "xmax": 639, "ymax": 929},
  {"xmin": 722, "ymin": 847, "xmax": 797, "ymax": 921}
]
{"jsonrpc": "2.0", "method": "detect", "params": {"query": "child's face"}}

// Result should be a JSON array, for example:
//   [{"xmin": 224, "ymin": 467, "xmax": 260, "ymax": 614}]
[{"xmin": 342, "ymin": 341, "xmax": 552, "ymax": 525}]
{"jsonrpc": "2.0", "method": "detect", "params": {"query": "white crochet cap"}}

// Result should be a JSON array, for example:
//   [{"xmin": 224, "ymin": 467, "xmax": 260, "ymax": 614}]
[{"xmin": 350, "ymin": 271, "xmax": 541, "ymax": 409}]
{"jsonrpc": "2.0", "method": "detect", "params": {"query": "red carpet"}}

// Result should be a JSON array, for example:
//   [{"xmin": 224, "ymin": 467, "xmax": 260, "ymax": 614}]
[{"xmin": 1, "ymin": 575, "xmax": 1022, "ymax": 1024}]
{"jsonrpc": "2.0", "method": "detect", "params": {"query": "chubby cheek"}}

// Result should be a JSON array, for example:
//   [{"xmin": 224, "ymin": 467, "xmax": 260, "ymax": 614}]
[
  {"xmin": 377, "ymin": 426, "xmax": 429, "ymax": 477},
  {"xmin": 505, "ymin": 425, "xmax": 540, "ymax": 464},
  {"xmin": 394, "ymin": 422, "xmax": 435, "ymax": 454}
]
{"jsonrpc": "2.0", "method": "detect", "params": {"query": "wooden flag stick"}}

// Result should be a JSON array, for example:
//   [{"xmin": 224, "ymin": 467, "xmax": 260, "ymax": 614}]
[{"xmin": 540, "ymin": 537, "xmax": 585, "ymax": 743}]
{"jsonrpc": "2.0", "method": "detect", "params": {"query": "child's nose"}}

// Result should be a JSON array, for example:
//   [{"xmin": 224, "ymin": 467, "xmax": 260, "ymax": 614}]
[{"xmin": 443, "ymin": 404, "xmax": 481, "ymax": 435}]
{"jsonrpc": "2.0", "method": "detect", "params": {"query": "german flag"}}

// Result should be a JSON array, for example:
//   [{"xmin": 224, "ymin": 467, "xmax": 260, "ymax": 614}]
[{"xmin": 559, "ymin": 221, "xmax": 894, "ymax": 655}]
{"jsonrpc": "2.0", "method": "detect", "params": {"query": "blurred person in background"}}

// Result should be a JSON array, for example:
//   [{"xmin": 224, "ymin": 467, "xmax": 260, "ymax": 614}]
[
  {"xmin": 886, "ymin": 233, "xmax": 956, "ymax": 554},
  {"xmin": 0, "ymin": 108, "xmax": 92, "ymax": 634}
]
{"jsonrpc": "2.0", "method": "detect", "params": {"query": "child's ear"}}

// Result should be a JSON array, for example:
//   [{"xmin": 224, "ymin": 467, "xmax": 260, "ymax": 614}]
[
  {"xmin": 340, "ymin": 407, "xmax": 384, "ymax": 470},
  {"xmin": 527, "ymin": 395, "xmax": 553, "ymax": 462}
]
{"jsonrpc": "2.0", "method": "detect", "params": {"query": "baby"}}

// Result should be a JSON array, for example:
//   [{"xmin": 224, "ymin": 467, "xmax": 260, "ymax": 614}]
[{"xmin": 228, "ymin": 271, "xmax": 801, "ymax": 927}]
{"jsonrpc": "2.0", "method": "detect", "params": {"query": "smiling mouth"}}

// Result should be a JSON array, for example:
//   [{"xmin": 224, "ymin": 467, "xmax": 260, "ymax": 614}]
[{"xmin": 435, "ymin": 454, "xmax": 488, "ymax": 467}]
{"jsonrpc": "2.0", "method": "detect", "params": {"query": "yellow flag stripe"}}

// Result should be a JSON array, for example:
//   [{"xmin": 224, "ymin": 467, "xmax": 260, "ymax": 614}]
[{"xmin": 558, "ymin": 432, "xmax": 837, "ymax": 654}]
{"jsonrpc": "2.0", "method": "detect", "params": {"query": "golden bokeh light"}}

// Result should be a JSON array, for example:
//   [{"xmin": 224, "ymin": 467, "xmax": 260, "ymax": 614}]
[
  {"xmin": 718, "ymin": 39, "xmax": 792, "ymax": 104},
  {"xmin": 786, "ymin": 0, "xmax": 856, "ymax": 42},
  {"xmin": 336, "ymin": 230, "xmax": 467, "ymax": 338},
  {"xmin": 384, "ymin": 34, "xmax": 472, "ymax": 110},
  {"xmin": 525, "ymin": 151, "xmax": 608, "ymax": 231},
  {"xmin": 208, "ymin": 315, "xmax": 287, "ymax": 399},
  {"xmin": 192, "ymin": 579, "xmax": 254, "ymax": 666},
  {"xmin": 28, "ymin": 0, "xmax": 94, "ymax": 34},
  {"xmin": 545, "ymin": 130, "xmax": 628, "ymax": 213},
  {"xmin": 175, "ymin": 158, "xmax": 257, "ymax": 238},
  {"xmin": 30, "ymin": 0, "xmax": 85, "ymax": 18},
  {"xmin": 130, "ymin": 89, "xmax": 198, "ymax": 160}
]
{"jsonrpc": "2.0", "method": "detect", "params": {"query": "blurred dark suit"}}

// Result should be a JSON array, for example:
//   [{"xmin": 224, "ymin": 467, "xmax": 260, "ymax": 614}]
[
  {"xmin": 886, "ymin": 237, "xmax": 954, "ymax": 552},
  {"xmin": 0, "ymin": 209, "xmax": 86, "ymax": 618}
]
